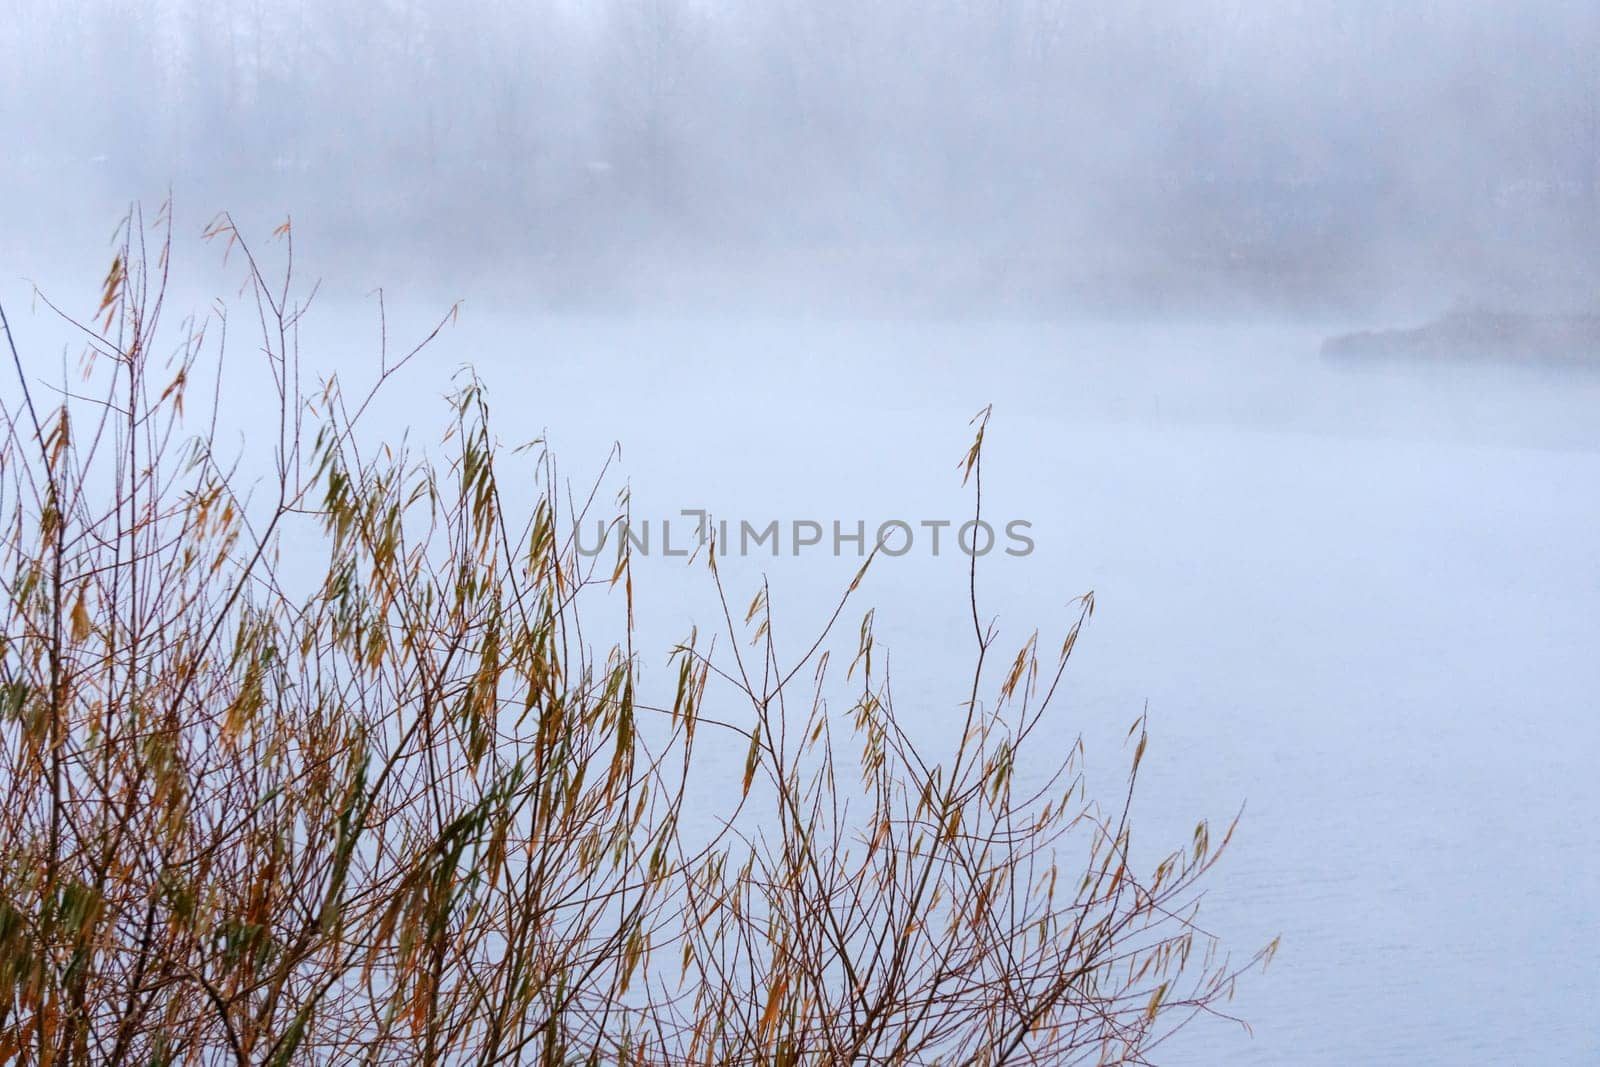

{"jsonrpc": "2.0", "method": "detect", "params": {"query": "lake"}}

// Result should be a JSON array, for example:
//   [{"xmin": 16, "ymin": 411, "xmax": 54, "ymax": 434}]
[
  {"xmin": 442, "ymin": 311, "xmax": 1600, "ymax": 1064},
  {"xmin": 7, "ymin": 281, "xmax": 1598, "ymax": 1061}
]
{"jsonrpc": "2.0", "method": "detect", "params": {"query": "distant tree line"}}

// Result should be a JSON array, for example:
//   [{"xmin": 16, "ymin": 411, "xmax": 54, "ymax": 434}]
[{"xmin": 6, "ymin": 1, "xmax": 1600, "ymax": 306}]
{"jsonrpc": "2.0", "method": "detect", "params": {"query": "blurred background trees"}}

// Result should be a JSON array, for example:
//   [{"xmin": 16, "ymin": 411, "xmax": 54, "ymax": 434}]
[{"xmin": 5, "ymin": 1, "xmax": 1600, "ymax": 309}]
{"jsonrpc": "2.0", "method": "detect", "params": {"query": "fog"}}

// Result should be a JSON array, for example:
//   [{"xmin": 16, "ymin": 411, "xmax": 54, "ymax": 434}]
[
  {"xmin": 5, "ymin": 2, "xmax": 1600, "ymax": 1062},
  {"xmin": 8, "ymin": 1, "xmax": 1600, "ymax": 313}
]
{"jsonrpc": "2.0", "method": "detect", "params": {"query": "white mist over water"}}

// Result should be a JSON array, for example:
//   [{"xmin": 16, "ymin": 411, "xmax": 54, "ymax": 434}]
[
  {"xmin": 5, "ymin": 273, "xmax": 1597, "ymax": 1061},
  {"xmin": 439, "ymin": 309, "xmax": 1599, "ymax": 1063}
]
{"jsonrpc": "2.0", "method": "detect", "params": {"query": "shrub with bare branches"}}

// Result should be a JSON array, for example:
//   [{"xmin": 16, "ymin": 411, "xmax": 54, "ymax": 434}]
[{"xmin": 0, "ymin": 208, "xmax": 1274, "ymax": 1065}]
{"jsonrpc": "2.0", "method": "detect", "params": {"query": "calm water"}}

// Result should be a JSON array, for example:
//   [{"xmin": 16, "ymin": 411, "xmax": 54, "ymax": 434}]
[
  {"xmin": 448, "ymin": 313, "xmax": 1600, "ymax": 1064},
  {"xmin": 9, "ymin": 286, "xmax": 1599, "ymax": 1060}
]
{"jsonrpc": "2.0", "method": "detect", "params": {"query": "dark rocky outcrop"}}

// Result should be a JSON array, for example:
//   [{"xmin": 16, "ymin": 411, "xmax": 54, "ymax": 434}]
[{"xmin": 1322, "ymin": 310, "xmax": 1600, "ymax": 366}]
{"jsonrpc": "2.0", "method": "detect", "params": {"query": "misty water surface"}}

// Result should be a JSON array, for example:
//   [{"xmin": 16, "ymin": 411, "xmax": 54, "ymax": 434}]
[
  {"xmin": 5, "ymin": 248, "xmax": 1598, "ymax": 1060},
  {"xmin": 290, "ymin": 303, "xmax": 1600, "ymax": 1063}
]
